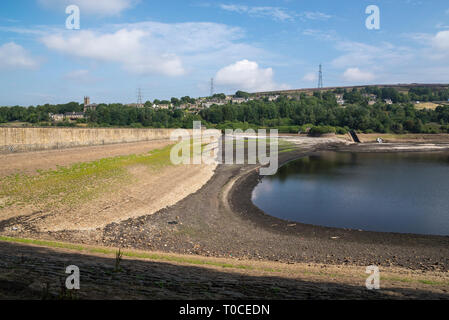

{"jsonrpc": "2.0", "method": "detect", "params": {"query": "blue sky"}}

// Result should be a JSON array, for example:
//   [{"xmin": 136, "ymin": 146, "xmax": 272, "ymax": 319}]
[{"xmin": 0, "ymin": 0, "xmax": 449, "ymax": 106}]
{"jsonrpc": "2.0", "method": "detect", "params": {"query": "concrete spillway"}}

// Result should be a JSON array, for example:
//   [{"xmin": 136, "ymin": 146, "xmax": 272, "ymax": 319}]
[{"xmin": 349, "ymin": 130, "xmax": 361, "ymax": 143}]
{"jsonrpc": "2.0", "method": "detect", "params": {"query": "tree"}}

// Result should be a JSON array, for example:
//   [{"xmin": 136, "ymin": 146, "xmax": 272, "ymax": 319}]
[{"xmin": 235, "ymin": 91, "xmax": 250, "ymax": 99}]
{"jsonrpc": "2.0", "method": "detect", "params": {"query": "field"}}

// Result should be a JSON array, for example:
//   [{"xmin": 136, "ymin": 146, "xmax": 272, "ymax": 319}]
[{"xmin": 414, "ymin": 102, "xmax": 442, "ymax": 110}]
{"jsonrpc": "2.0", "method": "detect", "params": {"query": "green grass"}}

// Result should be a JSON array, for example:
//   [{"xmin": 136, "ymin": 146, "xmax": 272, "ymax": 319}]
[{"xmin": 0, "ymin": 144, "xmax": 176, "ymax": 210}]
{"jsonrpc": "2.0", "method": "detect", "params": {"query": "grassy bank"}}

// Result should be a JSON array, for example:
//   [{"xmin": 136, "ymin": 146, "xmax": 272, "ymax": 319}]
[{"xmin": 0, "ymin": 144, "xmax": 175, "ymax": 210}]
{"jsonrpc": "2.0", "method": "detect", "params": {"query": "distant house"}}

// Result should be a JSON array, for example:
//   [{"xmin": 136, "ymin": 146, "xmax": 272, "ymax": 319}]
[
  {"xmin": 368, "ymin": 100, "xmax": 376, "ymax": 105},
  {"xmin": 154, "ymin": 104, "xmax": 171, "ymax": 109},
  {"xmin": 49, "ymin": 113, "xmax": 64, "ymax": 122},
  {"xmin": 267, "ymin": 95, "xmax": 279, "ymax": 102},
  {"xmin": 231, "ymin": 98, "xmax": 246, "ymax": 104},
  {"xmin": 203, "ymin": 101, "xmax": 225, "ymax": 108},
  {"xmin": 64, "ymin": 112, "xmax": 85, "ymax": 120},
  {"xmin": 384, "ymin": 99, "xmax": 393, "ymax": 105},
  {"xmin": 335, "ymin": 94, "xmax": 345, "ymax": 105},
  {"xmin": 177, "ymin": 103, "xmax": 191, "ymax": 110}
]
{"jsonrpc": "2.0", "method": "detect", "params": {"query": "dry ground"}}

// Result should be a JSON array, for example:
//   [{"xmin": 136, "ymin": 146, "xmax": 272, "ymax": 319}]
[
  {"xmin": 0, "ymin": 139, "xmax": 173, "ymax": 176},
  {"xmin": 0, "ymin": 140, "xmax": 216, "ymax": 232}
]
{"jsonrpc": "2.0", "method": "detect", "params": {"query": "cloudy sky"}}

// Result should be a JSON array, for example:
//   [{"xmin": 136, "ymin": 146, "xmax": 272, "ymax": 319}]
[{"xmin": 0, "ymin": 0, "xmax": 449, "ymax": 105}]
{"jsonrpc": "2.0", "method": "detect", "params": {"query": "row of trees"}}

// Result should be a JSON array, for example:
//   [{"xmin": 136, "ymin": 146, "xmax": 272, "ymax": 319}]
[
  {"xmin": 200, "ymin": 95, "xmax": 449, "ymax": 134},
  {"xmin": 1, "ymin": 87, "xmax": 449, "ymax": 133}
]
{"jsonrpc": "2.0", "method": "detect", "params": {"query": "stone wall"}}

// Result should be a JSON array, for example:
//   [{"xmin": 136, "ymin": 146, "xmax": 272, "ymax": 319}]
[{"xmin": 0, "ymin": 127, "xmax": 181, "ymax": 153}]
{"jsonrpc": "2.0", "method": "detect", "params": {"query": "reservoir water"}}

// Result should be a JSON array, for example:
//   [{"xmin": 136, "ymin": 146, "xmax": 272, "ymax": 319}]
[{"xmin": 252, "ymin": 151, "xmax": 449, "ymax": 236}]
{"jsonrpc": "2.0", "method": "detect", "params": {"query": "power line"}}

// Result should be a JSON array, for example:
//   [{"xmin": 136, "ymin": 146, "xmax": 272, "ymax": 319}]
[
  {"xmin": 318, "ymin": 64, "xmax": 323, "ymax": 89},
  {"xmin": 210, "ymin": 78, "xmax": 214, "ymax": 97},
  {"xmin": 137, "ymin": 88, "xmax": 143, "ymax": 107}
]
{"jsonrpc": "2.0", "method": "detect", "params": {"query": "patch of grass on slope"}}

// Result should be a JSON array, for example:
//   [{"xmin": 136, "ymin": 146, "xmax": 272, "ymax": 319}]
[{"xmin": 0, "ymin": 144, "xmax": 175, "ymax": 210}]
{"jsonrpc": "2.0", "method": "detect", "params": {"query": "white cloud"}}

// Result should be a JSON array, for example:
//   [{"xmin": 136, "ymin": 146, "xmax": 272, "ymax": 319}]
[
  {"xmin": 40, "ymin": 22, "xmax": 269, "ymax": 78},
  {"xmin": 332, "ymin": 41, "xmax": 414, "ymax": 69},
  {"xmin": 219, "ymin": 4, "xmax": 332, "ymax": 22},
  {"xmin": 38, "ymin": 0, "xmax": 137, "ymax": 16},
  {"xmin": 41, "ymin": 28, "xmax": 184, "ymax": 77},
  {"xmin": 432, "ymin": 30, "xmax": 449, "ymax": 51},
  {"xmin": 219, "ymin": 4, "xmax": 293, "ymax": 21},
  {"xmin": 302, "ymin": 72, "xmax": 317, "ymax": 82},
  {"xmin": 65, "ymin": 69, "xmax": 89, "ymax": 78},
  {"xmin": 215, "ymin": 59, "xmax": 286, "ymax": 92},
  {"xmin": 0, "ymin": 42, "xmax": 38, "ymax": 70},
  {"xmin": 302, "ymin": 29, "xmax": 338, "ymax": 41},
  {"xmin": 63, "ymin": 69, "xmax": 98, "ymax": 84},
  {"xmin": 300, "ymin": 12, "xmax": 332, "ymax": 21},
  {"xmin": 342, "ymin": 68, "xmax": 375, "ymax": 82}
]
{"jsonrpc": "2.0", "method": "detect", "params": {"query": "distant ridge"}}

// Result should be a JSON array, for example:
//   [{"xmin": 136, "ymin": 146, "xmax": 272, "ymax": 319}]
[{"xmin": 254, "ymin": 83, "xmax": 449, "ymax": 96}]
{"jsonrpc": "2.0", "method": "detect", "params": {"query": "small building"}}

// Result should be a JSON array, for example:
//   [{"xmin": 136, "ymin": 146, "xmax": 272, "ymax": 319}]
[
  {"xmin": 231, "ymin": 98, "xmax": 246, "ymax": 104},
  {"xmin": 49, "ymin": 113, "xmax": 65, "ymax": 122},
  {"xmin": 65, "ymin": 112, "xmax": 85, "ymax": 120},
  {"xmin": 384, "ymin": 99, "xmax": 393, "ymax": 105},
  {"xmin": 203, "ymin": 102, "xmax": 225, "ymax": 108},
  {"xmin": 83, "ymin": 96, "xmax": 98, "ymax": 112},
  {"xmin": 267, "ymin": 95, "xmax": 279, "ymax": 102},
  {"xmin": 154, "ymin": 104, "xmax": 172, "ymax": 109}
]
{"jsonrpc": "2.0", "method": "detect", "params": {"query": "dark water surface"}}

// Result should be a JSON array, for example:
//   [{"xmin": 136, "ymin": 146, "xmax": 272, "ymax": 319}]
[{"xmin": 252, "ymin": 151, "xmax": 449, "ymax": 235}]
